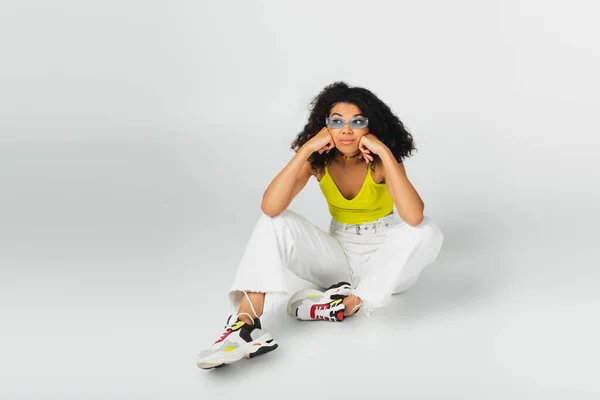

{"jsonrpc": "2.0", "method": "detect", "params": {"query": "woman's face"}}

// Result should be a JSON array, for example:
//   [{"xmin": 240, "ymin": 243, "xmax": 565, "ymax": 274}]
[{"xmin": 327, "ymin": 102, "xmax": 370, "ymax": 154}]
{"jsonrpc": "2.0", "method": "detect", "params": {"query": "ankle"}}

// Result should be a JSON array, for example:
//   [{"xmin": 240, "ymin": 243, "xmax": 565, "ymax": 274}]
[
  {"xmin": 342, "ymin": 295, "xmax": 362, "ymax": 317},
  {"xmin": 238, "ymin": 314, "xmax": 255, "ymax": 325}
]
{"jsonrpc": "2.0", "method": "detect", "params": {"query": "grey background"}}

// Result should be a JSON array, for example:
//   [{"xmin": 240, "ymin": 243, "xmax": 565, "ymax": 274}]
[{"xmin": 1, "ymin": 0, "xmax": 599, "ymax": 398}]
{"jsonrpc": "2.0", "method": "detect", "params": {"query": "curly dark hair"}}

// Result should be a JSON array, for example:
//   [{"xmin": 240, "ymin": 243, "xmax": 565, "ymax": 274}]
[{"xmin": 291, "ymin": 81, "xmax": 416, "ymax": 173}]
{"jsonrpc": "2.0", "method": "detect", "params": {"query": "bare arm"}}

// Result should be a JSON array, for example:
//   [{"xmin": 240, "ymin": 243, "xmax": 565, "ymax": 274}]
[
  {"xmin": 260, "ymin": 145, "xmax": 315, "ymax": 217},
  {"xmin": 357, "ymin": 134, "xmax": 424, "ymax": 226},
  {"xmin": 379, "ymin": 148, "xmax": 424, "ymax": 226}
]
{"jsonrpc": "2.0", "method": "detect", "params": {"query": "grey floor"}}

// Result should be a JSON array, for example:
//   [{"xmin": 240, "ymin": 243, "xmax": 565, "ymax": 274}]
[
  {"xmin": 4, "ymin": 169, "xmax": 598, "ymax": 399},
  {"xmin": 193, "ymin": 198, "xmax": 600, "ymax": 400},
  {"xmin": 2, "ymin": 1, "xmax": 600, "ymax": 398}
]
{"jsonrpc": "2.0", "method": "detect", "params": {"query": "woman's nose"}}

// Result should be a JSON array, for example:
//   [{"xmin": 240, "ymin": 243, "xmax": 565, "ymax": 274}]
[{"xmin": 341, "ymin": 123, "xmax": 354, "ymax": 135}]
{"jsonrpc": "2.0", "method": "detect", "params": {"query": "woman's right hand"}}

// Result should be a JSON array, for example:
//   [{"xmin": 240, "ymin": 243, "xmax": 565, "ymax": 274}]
[{"xmin": 305, "ymin": 127, "xmax": 335, "ymax": 154}]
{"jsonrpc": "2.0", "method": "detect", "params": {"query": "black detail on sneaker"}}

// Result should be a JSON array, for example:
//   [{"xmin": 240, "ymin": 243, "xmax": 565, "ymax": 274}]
[
  {"xmin": 266, "ymin": 339, "xmax": 274, "ymax": 344},
  {"xmin": 237, "ymin": 317, "xmax": 264, "ymax": 343},
  {"xmin": 238, "ymin": 324, "xmax": 255, "ymax": 343},
  {"xmin": 330, "ymin": 294, "xmax": 348, "ymax": 301},
  {"xmin": 249, "ymin": 343, "xmax": 279, "ymax": 358},
  {"xmin": 325, "ymin": 281, "xmax": 351, "ymax": 291}
]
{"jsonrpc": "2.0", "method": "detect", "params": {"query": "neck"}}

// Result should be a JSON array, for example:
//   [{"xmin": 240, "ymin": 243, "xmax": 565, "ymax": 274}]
[{"xmin": 336, "ymin": 150, "xmax": 362, "ymax": 166}]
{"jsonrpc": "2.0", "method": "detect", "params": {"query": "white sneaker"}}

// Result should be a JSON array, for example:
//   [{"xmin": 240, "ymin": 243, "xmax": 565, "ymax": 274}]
[
  {"xmin": 287, "ymin": 281, "xmax": 353, "ymax": 322},
  {"xmin": 196, "ymin": 315, "xmax": 278, "ymax": 370}
]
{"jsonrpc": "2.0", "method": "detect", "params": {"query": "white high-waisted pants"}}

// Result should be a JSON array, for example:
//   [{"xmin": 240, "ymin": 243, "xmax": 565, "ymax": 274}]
[{"xmin": 229, "ymin": 209, "xmax": 444, "ymax": 316}]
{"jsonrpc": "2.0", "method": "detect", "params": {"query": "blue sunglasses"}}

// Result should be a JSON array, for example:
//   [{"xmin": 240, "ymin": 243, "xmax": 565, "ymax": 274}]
[{"xmin": 325, "ymin": 117, "xmax": 369, "ymax": 129}]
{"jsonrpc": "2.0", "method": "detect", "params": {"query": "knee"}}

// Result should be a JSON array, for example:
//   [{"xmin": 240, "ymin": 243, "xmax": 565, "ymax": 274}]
[
  {"xmin": 260, "ymin": 208, "xmax": 297, "ymax": 220},
  {"xmin": 418, "ymin": 217, "xmax": 444, "ymax": 260},
  {"xmin": 398, "ymin": 216, "xmax": 442, "ymax": 239},
  {"xmin": 258, "ymin": 208, "xmax": 303, "ymax": 230},
  {"xmin": 399, "ymin": 217, "xmax": 444, "ymax": 252},
  {"xmin": 419, "ymin": 217, "xmax": 443, "ymax": 240},
  {"xmin": 393, "ymin": 273, "xmax": 421, "ymax": 294}
]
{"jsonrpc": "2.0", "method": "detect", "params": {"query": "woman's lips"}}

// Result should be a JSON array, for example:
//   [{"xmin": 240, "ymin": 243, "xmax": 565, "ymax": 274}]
[{"xmin": 339, "ymin": 139, "xmax": 355, "ymax": 145}]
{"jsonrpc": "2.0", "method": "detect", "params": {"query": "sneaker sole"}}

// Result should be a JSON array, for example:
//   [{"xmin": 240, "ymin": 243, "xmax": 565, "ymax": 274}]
[{"xmin": 197, "ymin": 333, "xmax": 278, "ymax": 370}]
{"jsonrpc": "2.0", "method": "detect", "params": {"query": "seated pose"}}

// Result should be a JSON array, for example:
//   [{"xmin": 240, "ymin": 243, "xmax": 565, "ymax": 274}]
[{"xmin": 197, "ymin": 81, "xmax": 444, "ymax": 370}]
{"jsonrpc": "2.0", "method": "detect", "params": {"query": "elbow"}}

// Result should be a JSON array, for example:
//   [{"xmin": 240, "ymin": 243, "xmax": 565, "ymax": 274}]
[
  {"xmin": 405, "ymin": 202, "xmax": 425, "ymax": 227},
  {"xmin": 261, "ymin": 208, "xmax": 281, "ymax": 218},
  {"xmin": 404, "ymin": 213, "xmax": 424, "ymax": 227},
  {"xmin": 261, "ymin": 200, "xmax": 283, "ymax": 217}
]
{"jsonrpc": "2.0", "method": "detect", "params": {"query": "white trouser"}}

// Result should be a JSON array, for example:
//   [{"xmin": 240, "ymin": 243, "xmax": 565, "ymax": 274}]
[{"xmin": 229, "ymin": 209, "xmax": 444, "ymax": 316}]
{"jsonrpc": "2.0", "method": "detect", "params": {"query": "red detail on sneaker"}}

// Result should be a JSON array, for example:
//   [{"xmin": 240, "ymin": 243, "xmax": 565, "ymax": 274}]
[
  {"xmin": 214, "ymin": 329, "xmax": 232, "ymax": 344},
  {"xmin": 253, "ymin": 343, "xmax": 261, "ymax": 347},
  {"xmin": 310, "ymin": 303, "xmax": 327, "ymax": 319},
  {"xmin": 337, "ymin": 310, "xmax": 345, "ymax": 321}
]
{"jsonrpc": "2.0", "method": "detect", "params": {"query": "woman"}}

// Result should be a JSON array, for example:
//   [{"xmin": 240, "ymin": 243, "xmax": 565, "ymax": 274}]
[{"xmin": 197, "ymin": 81, "xmax": 444, "ymax": 369}]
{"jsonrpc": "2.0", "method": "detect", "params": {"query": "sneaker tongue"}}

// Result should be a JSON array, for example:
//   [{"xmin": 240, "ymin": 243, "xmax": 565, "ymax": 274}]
[
  {"xmin": 225, "ymin": 314, "xmax": 236, "ymax": 326},
  {"xmin": 224, "ymin": 315, "xmax": 244, "ymax": 330},
  {"xmin": 225, "ymin": 315, "xmax": 262, "ymax": 330},
  {"xmin": 313, "ymin": 301, "xmax": 346, "ymax": 321}
]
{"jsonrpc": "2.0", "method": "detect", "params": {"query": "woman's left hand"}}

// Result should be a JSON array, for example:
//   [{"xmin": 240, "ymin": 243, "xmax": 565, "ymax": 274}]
[{"xmin": 357, "ymin": 134, "xmax": 388, "ymax": 163}]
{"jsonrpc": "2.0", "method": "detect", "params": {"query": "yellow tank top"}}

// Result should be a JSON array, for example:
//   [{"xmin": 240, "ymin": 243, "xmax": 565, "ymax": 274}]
[{"xmin": 318, "ymin": 162, "xmax": 394, "ymax": 224}]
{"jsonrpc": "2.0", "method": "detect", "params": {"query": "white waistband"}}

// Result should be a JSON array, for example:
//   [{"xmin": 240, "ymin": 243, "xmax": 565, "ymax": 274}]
[{"xmin": 330, "ymin": 212, "xmax": 401, "ymax": 235}]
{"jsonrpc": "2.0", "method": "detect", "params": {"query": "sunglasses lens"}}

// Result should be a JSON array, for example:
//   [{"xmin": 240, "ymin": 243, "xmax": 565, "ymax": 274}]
[
  {"xmin": 350, "ymin": 118, "xmax": 368, "ymax": 129},
  {"xmin": 326, "ymin": 117, "xmax": 368, "ymax": 129},
  {"xmin": 326, "ymin": 118, "xmax": 345, "ymax": 129}
]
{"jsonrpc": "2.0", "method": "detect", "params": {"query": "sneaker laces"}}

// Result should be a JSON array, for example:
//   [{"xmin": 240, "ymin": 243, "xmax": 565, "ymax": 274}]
[
  {"xmin": 313, "ymin": 301, "xmax": 343, "ymax": 321},
  {"xmin": 242, "ymin": 290, "xmax": 260, "ymax": 321},
  {"xmin": 214, "ymin": 312, "xmax": 254, "ymax": 344}
]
